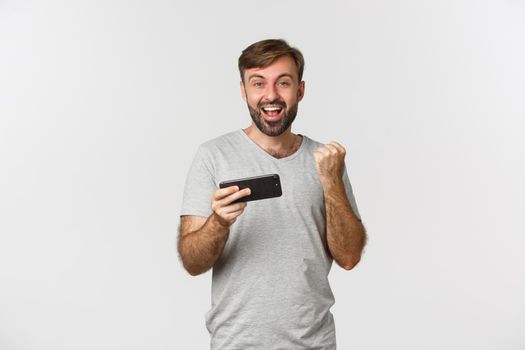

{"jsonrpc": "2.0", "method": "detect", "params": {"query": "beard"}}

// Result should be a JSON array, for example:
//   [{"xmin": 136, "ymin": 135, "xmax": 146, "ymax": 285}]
[{"xmin": 247, "ymin": 99, "xmax": 298, "ymax": 137}]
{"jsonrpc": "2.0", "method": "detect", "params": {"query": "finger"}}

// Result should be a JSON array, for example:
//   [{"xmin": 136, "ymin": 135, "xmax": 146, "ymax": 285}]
[
  {"xmin": 324, "ymin": 144, "xmax": 339, "ymax": 154},
  {"xmin": 316, "ymin": 146, "xmax": 331, "ymax": 156},
  {"xmin": 329, "ymin": 141, "xmax": 346, "ymax": 154},
  {"xmin": 326, "ymin": 142, "xmax": 344, "ymax": 152},
  {"xmin": 221, "ymin": 207, "xmax": 246, "ymax": 223},
  {"xmin": 222, "ymin": 187, "xmax": 251, "ymax": 206},
  {"xmin": 328, "ymin": 141, "xmax": 343, "ymax": 147},
  {"xmin": 223, "ymin": 201, "xmax": 247, "ymax": 214},
  {"xmin": 213, "ymin": 202, "xmax": 245, "ymax": 221},
  {"xmin": 213, "ymin": 186, "xmax": 240, "ymax": 201}
]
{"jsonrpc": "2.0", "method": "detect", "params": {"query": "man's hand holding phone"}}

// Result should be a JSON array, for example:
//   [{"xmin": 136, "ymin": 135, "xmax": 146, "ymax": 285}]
[{"xmin": 211, "ymin": 186, "xmax": 251, "ymax": 227}]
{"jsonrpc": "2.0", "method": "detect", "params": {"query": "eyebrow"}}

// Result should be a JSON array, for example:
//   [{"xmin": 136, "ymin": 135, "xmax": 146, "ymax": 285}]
[{"xmin": 248, "ymin": 73, "xmax": 295, "ymax": 81}]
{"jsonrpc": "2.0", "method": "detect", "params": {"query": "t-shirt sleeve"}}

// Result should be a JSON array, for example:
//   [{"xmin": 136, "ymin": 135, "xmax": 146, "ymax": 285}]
[
  {"xmin": 342, "ymin": 164, "xmax": 362, "ymax": 221},
  {"xmin": 180, "ymin": 145, "xmax": 216, "ymax": 218}
]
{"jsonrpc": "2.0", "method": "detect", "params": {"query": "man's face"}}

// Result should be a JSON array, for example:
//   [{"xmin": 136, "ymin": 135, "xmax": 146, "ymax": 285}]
[{"xmin": 241, "ymin": 55, "xmax": 305, "ymax": 137}]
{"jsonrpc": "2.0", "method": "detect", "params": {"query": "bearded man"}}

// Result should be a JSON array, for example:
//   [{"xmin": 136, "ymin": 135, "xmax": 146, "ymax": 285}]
[{"xmin": 178, "ymin": 38, "xmax": 367, "ymax": 350}]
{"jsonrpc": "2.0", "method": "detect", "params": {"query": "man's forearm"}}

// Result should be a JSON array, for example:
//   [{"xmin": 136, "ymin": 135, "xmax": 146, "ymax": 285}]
[
  {"xmin": 178, "ymin": 214, "xmax": 230, "ymax": 276},
  {"xmin": 323, "ymin": 180, "xmax": 367, "ymax": 270}
]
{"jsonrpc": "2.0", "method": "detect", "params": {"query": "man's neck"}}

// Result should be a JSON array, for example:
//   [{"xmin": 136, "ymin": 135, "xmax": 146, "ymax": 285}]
[{"xmin": 243, "ymin": 124, "xmax": 302, "ymax": 159}]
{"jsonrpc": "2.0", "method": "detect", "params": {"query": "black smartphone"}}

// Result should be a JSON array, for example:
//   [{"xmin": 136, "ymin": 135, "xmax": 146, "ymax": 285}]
[{"xmin": 219, "ymin": 174, "xmax": 282, "ymax": 203}]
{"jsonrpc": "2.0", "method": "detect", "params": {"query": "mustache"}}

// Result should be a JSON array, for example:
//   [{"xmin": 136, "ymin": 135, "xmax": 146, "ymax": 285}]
[{"xmin": 259, "ymin": 100, "xmax": 286, "ymax": 109}]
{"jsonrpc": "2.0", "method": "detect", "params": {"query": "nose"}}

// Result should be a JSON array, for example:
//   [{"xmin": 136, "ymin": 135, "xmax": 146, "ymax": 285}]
[{"xmin": 264, "ymin": 84, "xmax": 279, "ymax": 101}]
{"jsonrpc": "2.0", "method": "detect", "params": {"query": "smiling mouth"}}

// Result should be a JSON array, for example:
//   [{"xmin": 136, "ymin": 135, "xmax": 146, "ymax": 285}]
[{"xmin": 261, "ymin": 106, "xmax": 284, "ymax": 121}]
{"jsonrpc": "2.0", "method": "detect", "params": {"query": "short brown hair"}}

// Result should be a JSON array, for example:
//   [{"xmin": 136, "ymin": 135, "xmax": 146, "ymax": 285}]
[{"xmin": 238, "ymin": 39, "xmax": 305, "ymax": 84}]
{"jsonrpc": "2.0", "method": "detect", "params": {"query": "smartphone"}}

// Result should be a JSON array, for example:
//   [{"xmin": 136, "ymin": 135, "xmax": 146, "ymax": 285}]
[{"xmin": 219, "ymin": 174, "xmax": 282, "ymax": 203}]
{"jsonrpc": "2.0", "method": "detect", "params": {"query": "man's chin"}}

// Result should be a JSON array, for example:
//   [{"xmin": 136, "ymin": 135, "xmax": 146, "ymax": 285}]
[
  {"xmin": 263, "ymin": 117, "xmax": 283, "ymax": 127},
  {"xmin": 259, "ymin": 122, "xmax": 288, "ymax": 137},
  {"xmin": 248, "ymin": 106, "xmax": 296, "ymax": 137}
]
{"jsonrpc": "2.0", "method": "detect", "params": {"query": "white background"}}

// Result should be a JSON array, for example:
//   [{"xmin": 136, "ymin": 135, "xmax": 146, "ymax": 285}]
[{"xmin": 1, "ymin": 0, "xmax": 524, "ymax": 349}]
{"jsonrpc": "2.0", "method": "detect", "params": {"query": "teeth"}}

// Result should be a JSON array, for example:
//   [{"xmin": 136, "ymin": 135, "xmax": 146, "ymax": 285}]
[{"xmin": 263, "ymin": 107, "xmax": 282, "ymax": 111}]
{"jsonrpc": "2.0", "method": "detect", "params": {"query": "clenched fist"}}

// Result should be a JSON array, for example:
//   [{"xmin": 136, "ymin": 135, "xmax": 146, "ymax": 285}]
[{"xmin": 313, "ymin": 141, "xmax": 347, "ymax": 187}]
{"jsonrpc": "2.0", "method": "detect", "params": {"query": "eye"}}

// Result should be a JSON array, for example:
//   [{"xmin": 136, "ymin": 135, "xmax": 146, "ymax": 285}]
[
  {"xmin": 278, "ymin": 81, "xmax": 291, "ymax": 87},
  {"xmin": 253, "ymin": 81, "xmax": 264, "ymax": 88}
]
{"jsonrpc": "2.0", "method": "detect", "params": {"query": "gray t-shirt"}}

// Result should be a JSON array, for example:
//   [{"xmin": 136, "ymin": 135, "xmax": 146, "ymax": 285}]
[{"xmin": 180, "ymin": 129, "xmax": 361, "ymax": 350}]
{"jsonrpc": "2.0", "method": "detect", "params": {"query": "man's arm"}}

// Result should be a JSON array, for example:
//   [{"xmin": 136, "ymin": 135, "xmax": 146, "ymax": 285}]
[
  {"xmin": 177, "ymin": 186, "xmax": 250, "ymax": 276},
  {"xmin": 323, "ymin": 180, "xmax": 367, "ymax": 270},
  {"xmin": 314, "ymin": 141, "xmax": 367, "ymax": 270}
]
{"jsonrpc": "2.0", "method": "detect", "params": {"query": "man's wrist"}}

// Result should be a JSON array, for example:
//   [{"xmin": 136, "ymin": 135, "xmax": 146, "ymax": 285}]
[
  {"xmin": 210, "ymin": 212, "xmax": 231, "ymax": 230},
  {"xmin": 320, "ymin": 177, "xmax": 345, "ymax": 193}
]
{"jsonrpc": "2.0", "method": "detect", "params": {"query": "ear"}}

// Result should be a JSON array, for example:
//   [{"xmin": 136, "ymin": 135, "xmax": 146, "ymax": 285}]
[
  {"xmin": 240, "ymin": 80, "xmax": 247, "ymax": 101},
  {"xmin": 297, "ymin": 80, "xmax": 305, "ymax": 102}
]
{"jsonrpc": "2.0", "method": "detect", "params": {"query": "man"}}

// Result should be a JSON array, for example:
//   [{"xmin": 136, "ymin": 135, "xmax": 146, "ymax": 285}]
[{"xmin": 178, "ymin": 39, "xmax": 367, "ymax": 349}]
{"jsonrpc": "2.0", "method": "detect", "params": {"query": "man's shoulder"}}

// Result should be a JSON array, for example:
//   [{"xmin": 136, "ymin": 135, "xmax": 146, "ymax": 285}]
[
  {"xmin": 199, "ymin": 130, "xmax": 242, "ymax": 150},
  {"xmin": 300, "ymin": 134, "xmax": 324, "ymax": 150}
]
